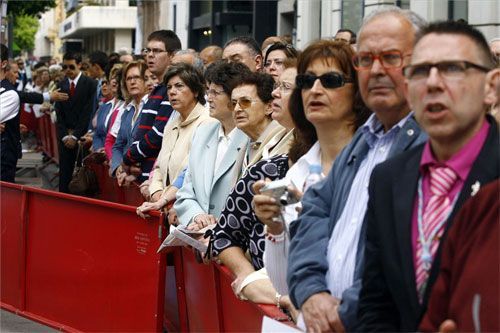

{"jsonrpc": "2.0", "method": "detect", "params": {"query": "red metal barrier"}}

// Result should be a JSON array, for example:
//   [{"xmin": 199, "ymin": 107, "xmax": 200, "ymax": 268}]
[
  {"xmin": 0, "ymin": 182, "xmax": 166, "ymax": 332},
  {"xmin": 180, "ymin": 247, "xmax": 221, "ymax": 331},
  {"xmin": 88, "ymin": 163, "xmax": 144, "ymax": 206},
  {"xmin": 1, "ymin": 181, "xmax": 294, "ymax": 332},
  {"xmin": 215, "ymin": 264, "xmax": 290, "ymax": 331},
  {"xmin": 36, "ymin": 115, "xmax": 59, "ymax": 164}
]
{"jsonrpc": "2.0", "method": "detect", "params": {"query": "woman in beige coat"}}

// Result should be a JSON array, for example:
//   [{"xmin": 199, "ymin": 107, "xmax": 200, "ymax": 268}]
[{"xmin": 136, "ymin": 63, "xmax": 214, "ymax": 218}]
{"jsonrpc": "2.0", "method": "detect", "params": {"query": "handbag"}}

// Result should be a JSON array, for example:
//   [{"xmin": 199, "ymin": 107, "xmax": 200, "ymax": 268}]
[{"xmin": 68, "ymin": 143, "xmax": 99, "ymax": 196}]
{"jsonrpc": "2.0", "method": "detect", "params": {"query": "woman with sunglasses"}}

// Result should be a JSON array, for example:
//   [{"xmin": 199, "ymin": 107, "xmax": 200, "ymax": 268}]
[
  {"xmin": 110, "ymin": 61, "xmax": 148, "ymax": 185},
  {"xmin": 250, "ymin": 39, "xmax": 371, "ymax": 309},
  {"xmin": 264, "ymin": 42, "xmax": 298, "ymax": 82},
  {"xmin": 93, "ymin": 65, "xmax": 126, "ymax": 153},
  {"xmin": 136, "ymin": 63, "xmax": 214, "ymax": 218}
]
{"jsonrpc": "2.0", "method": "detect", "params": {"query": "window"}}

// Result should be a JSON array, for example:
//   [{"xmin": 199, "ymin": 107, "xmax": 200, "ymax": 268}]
[
  {"xmin": 341, "ymin": 0, "xmax": 364, "ymax": 33},
  {"xmin": 396, "ymin": 0, "xmax": 410, "ymax": 9},
  {"xmin": 448, "ymin": 0, "xmax": 468, "ymax": 21}
]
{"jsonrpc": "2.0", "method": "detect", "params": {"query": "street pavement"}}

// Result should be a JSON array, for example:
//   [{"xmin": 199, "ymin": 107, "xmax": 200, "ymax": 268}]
[{"xmin": 1, "ymin": 310, "xmax": 57, "ymax": 332}]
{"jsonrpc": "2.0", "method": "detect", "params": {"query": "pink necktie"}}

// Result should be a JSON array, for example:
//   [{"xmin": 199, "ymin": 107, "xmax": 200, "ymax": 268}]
[{"xmin": 415, "ymin": 166, "xmax": 457, "ymax": 300}]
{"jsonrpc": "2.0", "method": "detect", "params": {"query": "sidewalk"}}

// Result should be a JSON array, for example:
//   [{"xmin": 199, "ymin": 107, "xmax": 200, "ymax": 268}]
[{"xmin": 0, "ymin": 310, "xmax": 57, "ymax": 333}]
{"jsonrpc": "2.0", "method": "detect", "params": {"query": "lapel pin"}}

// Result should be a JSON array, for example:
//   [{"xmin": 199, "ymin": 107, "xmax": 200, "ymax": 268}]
[
  {"xmin": 407, "ymin": 129, "xmax": 415, "ymax": 136},
  {"xmin": 471, "ymin": 181, "xmax": 481, "ymax": 197}
]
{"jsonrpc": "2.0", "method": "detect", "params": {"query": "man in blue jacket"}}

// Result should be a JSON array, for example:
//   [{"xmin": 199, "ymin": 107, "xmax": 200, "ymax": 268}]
[{"xmin": 287, "ymin": 7, "xmax": 427, "ymax": 332}]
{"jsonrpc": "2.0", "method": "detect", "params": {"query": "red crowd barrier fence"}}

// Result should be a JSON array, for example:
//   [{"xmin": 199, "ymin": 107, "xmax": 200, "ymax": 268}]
[
  {"xmin": 1, "ymin": 182, "xmax": 166, "ymax": 332},
  {"xmin": 1, "ymin": 181, "xmax": 294, "ymax": 332}
]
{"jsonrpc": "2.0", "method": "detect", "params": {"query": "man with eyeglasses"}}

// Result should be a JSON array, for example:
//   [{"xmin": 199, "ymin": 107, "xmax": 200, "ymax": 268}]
[
  {"xmin": 119, "ymin": 30, "xmax": 180, "ymax": 185},
  {"xmin": 54, "ymin": 51, "xmax": 97, "ymax": 193},
  {"xmin": 287, "ymin": 7, "xmax": 428, "ymax": 332},
  {"xmin": 357, "ymin": 20, "xmax": 498, "ymax": 332}
]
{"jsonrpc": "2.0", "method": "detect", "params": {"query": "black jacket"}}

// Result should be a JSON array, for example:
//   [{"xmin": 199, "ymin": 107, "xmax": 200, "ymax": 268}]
[{"xmin": 54, "ymin": 75, "xmax": 97, "ymax": 139}]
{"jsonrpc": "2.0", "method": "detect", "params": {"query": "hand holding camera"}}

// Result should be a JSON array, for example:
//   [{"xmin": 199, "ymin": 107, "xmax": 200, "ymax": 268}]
[{"xmin": 252, "ymin": 178, "xmax": 302, "ymax": 234}]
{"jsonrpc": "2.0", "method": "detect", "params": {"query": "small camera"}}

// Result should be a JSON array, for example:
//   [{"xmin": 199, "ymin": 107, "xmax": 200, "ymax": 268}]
[{"xmin": 260, "ymin": 179, "xmax": 300, "ymax": 206}]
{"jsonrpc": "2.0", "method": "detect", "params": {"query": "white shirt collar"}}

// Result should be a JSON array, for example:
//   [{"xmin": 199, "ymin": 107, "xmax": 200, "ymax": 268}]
[
  {"xmin": 218, "ymin": 125, "xmax": 236, "ymax": 142},
  {"xmin": 69, "ymin": 71, "xmax": 82, "ymax": 86}
]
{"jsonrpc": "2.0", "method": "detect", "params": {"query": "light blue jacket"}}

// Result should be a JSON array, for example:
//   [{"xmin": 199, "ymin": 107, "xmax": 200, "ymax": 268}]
[
  {"xmin": 287, "ymin": 116, "xmax": 427, "ymax": 331},
  {"xmin": 174, "ymin": 122, "xmax": 249, "ymax": 226}
]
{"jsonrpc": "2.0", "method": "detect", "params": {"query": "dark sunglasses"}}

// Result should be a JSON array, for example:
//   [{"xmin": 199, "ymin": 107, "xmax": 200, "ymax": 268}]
[
  {"xmin": 295, "ymin": 72, "xmax": 352, "ymax": 90},
  {"xmin": 62, "ymin": 64, "xmax": 77, "ymax": 70}
]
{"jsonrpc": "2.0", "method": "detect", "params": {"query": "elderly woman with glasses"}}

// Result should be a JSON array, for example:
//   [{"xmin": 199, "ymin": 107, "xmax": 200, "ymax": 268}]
[
  {"xmin": 136, "ymin": 63, "xmax": 214, "ymax": 218},
  {"xmin": 208, "ymin": 40, "xmax": 370, "ymax": 317},
  {"xmin": 172, "ymin": 61, "xmax": 251, "ymax": 228},
  {"xmin": 263, "ymin": 42, "xmax": 298, "ymax": 82}
]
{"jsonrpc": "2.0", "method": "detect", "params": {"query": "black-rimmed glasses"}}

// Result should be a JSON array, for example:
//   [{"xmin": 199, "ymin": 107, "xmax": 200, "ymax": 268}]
[{"xmin": 403, "ymin": 60, "xmax": 491, "ymax": 80}]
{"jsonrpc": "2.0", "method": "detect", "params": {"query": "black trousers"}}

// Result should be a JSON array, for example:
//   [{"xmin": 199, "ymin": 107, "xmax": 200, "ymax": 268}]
[
  {"xmin": 1, "ymin": 160, "xmax": 17, "ymax": 183},
  {"xmin": 58, "ymin": 142, "xmax": 78, "ymax": 193}
]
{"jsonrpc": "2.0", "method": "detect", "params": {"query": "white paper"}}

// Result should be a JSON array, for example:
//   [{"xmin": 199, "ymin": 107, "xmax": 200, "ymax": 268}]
[{"xmin": 261, "ymin": 316, "xmax": 303, "ymax": 333}]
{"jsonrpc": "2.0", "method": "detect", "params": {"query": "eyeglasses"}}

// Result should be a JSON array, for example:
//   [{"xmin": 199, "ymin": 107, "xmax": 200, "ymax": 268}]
[
  {"xmin": 125, "ymin": 75, "xmax": 144, "ymax": 82},
  {"xmin": 295, "ymin": 72, "xmax": 352, "ymax": 90},
  {"xmin": 353, "ymin": 50, "xmax": 409, "ymax": 70},
  {"xmin": 207, "ymin": 88, "xmax": 225, "ymax": 97},
  {"xmin": 142, "ymin": 48, "xmax": 167, "ymax": 56},
  {"xmin": 403, "ymin": 60, "xmax": 491, "ymax": 81},
  {"xmin": 62, "ymin": 64, "xmax": 77, "ymax": 70},
  {"xmin": 265, "ymin": 58, "xmax": 285, "ymax": 68},
  {"xmin": 231, "ymin": 97, "xmax": 258, "ymax": 109},
  {"xmin": 273, "ymin": 81, "xmax": 294, "ymax": 94}
]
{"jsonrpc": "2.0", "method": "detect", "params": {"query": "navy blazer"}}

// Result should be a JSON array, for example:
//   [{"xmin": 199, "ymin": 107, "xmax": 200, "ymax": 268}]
[
  {"xmin": 287, "ymin": 115, "xmax": 427, "ymax": 331},
  {"xmin": 357, "ymin": 118, "xmax": 499, "ymax": 332}
]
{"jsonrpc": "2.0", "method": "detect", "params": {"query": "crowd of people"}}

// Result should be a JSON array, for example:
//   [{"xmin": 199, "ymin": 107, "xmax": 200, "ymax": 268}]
[{"xmin": 1, "ymin": 5, "xmax": 499, "ymax": 332}]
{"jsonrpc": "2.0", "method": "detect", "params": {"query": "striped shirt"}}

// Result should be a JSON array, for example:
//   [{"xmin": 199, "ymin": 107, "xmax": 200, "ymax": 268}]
[{"xmin": 122, "ymin": 84, "xmax": 173, "ymax": 181}]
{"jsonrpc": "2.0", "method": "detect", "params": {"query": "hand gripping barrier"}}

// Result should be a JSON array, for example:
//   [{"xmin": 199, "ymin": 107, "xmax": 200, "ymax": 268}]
[
  {"xmin": 0, "ymin": 182, "xmax": 166, "ymax": 332},
  {"xmin": 1, "ymin": 181, "xmax": 295, "ymax": 332}
]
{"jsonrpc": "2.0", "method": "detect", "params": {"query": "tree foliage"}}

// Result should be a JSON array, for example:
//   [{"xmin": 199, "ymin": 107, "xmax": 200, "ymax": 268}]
[
  {"xmin": 13, "ymin": 14, "xmax": 39, "ymax": 53},
  {"xmin": 7, "ymin": 0, "xmax": 56, "ymax": 17}
]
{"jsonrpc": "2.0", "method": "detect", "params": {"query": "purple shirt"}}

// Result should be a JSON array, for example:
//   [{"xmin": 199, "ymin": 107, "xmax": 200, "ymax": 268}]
[{"xmin": 411, "ymin": 119, "xmax": 490, "ymax": 272}]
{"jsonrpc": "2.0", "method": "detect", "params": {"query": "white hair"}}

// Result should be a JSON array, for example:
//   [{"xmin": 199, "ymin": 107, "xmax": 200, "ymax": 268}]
[{"xmin": 359, "ymin": 5, "xmax": 427, "ymax": 37}]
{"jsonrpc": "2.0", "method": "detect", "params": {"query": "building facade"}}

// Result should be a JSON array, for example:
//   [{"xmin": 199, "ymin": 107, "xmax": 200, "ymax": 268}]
[
  {"xmin": 285, "ymin": 0, "xmax": 499, "ymax": 49},
  {"xmin": 135, "ymin": 0, "xmax": 498, "ymax": 51},
  {"xmin": 58, "ymin": 0, "xmax": 137, "ymax": 55},
  {"xmin": 33, "ymin": 0, "xmax": 499, "ymax": 57},
  {"xmin": 34, "ymin": 0, "xmax": 65, "ymax": 61}
]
